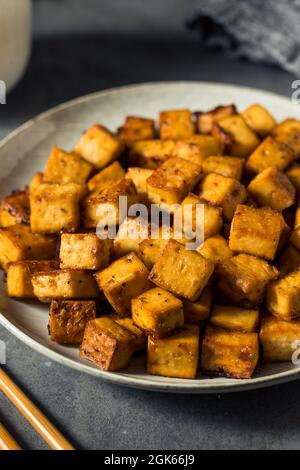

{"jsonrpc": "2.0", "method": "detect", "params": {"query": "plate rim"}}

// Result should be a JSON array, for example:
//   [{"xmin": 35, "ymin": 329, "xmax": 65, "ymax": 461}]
[{"xmin": 1, "ymin": 80, "xmax": 299, "ymax": 394}]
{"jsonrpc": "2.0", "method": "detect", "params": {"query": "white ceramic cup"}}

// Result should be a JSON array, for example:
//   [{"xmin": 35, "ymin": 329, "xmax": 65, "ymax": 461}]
[{"xmin": 0, "ymin": 0, "xmax": 32, "ymax": 93}]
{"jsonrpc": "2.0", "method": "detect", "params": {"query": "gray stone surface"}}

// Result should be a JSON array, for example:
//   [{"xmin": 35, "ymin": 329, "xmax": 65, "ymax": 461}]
[{"xmin": 0, "ymin": 34, "xmax": 299, "ymax": 450}]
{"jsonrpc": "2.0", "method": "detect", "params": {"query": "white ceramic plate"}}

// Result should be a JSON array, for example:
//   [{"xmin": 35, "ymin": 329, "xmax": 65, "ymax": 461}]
[{"xmin": 0, "ymin": 81, "xmax": 299, "ymax": 393}]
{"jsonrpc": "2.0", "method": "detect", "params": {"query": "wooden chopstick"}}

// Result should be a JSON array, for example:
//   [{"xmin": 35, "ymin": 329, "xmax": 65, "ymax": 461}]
[
  {"xmin": 0, "ymin": 421, "xmax": 22, "ymax": 450},
  {"xmin": 0, "ymin": 368, "xmax": 74, "ymax": 450}
]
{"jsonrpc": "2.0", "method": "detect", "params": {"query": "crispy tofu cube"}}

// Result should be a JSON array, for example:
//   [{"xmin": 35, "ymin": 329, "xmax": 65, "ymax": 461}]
[
  {"xmin": 114, "ymin": 317, "xmax": 146, "ymax": 352},
  {"xmin": 217, "ymin": 253, "xmax": 279, "ymax": 306},
  {"xmin": 196, "ymin": 104, "xmax": 237, "ymax": 134},
  {"xmin": 49, "ymin": 300, "xmax": 96, "ymax": 344},
  {"xmin": 138, "ymin": 236, "xmax": 168, "ymax": 270},
  {"xmin": 129, "ymin": 139, "xmax": 176, "ymax": 169},
  {"xmin": 290, "ymin": 205, "xmax": 300, "ymax": 250},
  {"xmin": 229, "ymin": 204, "xmax": 283, "ymax": 260},
  {"xmin": 183, "ymin": 287, "xmax": 212, "ymax": 324},
  {"xmin": 83, "ymin": 178, "xmax": 138, "ymax": 229},
  {"xmin": 87, "ymin": 161, "xmax": 126, "ymax": 192},
  {"xmin": 286, "ymin": 163, "xmax": 300, "ymax": 195},
  {"xmin": 125, "ymin": 167, "xmax": 153, "ymax": 206},
  {"xmin": 95, "ymin": 252, "xmax": 152, "ymax": 316},
  {"xmin": 246, "ymin": 137, "xmax": 295, "ymax": 175},
  {"xmin": 32, "ymin": 269, "xmax": 99, "ymax": 302},
  {"xmin": 132, "ymin": 287, "xmax": 184, "ymax": 338},
  {"xmin": 44, "ymin": 146, "xmax": 93, "ymax": 184},
  {"xmin": 7, "ymin": 260, "xmax": 58, "ymax": 298},
  {"xmin": 118, "ymin": 116, "xmax": 155, "ymax": 144},
  {"xmin": 181, "ymin": 194, "xmax": 223, "ymax": 240},
  {"xmin": 74, "ymin": 124, "xmax": 125, "ymax": 169},
  {"xmin": 241, "ymin": 104, "xmax": 277, "ymax": 137},
  {"xmin": 159, "ymin": 109, "xmax": 194, "ymax": 140},
  {"xmin": 80, "ymin": 317, "xmax": 136, "ymax": 371},
  {"xmin": 198, "ymin": 234, "xmax": 233, "ymax": 263},
  {"xmin": 146, "ymin": 157, "xmax": 202, "ymax": 212},
  {"xmin": 0, "ymin": 224, "xmax": 56, "ymax": 270},
  {"xmin": 210, "ymin": 305, "xmax": 259, "ymax": 333},
  {"xmin": 173, "ymin": 135, "xmax": 223, "ymax": 166},
  {"xmin": 203, "ymin": 156, "xmax": 244, "ymax": 180},
  {"xmin": 260, "ymin": 314, "xmax": 300, "ymax": 362},
  {"xmin": 200, "ymin": 173, "xmax": 247, "ymax": 221},
  {"xmin": 277, "ymin": 244, "xmax": 300, "ymax": 276},
  {"xmin": 60, "ymin": 233, "xmax": 112, "ymax": 270},
  {"xmin": 272, "ymin": 118, "xmax": 300, "ymax": 156},
  {"xmin": 147, "ymin": 325, "xmax": 200, "ymax": 379},
  {"xmin": 266, "ymin": 271, "xmax": 300, "ymax": 320},
  {"xmin": 212, "ymin": 115, "xmax": 260, "ymax": 159},
  {"xmin": 0, "ymin": 190, "xmax": 30, "ymax": 227},
  {"xmin": 247, "ymin": 167, "xmax": 295, "ymax": 211},
  {"xmin": 30, "ymin": 183, "xmax": 84, "ymax": 233},
  {"xmin": 149, "ymin": 239, "xmax": 214, "ymax": 301},
  {"xmin": 113, "ymin": 217, "xmax": 149, "ymax": 258},
  {"xmin": 201, "ymin": 326, "xmax": 259, "ymax": 379},
  {"xmin": 29, "ymin": 172, "xmax": 43, "ymax": 193}
]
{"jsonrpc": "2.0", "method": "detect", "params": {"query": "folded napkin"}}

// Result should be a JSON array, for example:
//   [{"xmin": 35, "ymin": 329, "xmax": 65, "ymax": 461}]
[{"xmin": 191, "ymin": 0, "xmax": 300, "ymax": 75}]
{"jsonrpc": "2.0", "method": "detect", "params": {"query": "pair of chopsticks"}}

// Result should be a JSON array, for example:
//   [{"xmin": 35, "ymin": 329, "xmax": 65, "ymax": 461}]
[{"xmin": 0, "ymin": 368, "xmax": 74, "ymax": 450}]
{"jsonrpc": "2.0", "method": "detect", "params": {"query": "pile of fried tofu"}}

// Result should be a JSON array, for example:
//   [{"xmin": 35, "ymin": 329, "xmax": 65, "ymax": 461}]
[{"xmin": 1, "ymin": 103, "xmax": 300, "ymax": 380}]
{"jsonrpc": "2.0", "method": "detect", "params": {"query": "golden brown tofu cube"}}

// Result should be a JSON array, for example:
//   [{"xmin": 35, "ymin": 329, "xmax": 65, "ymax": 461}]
[
  {"xmin": 159, "ymin": 109, "xmax": 194, "ymax": 140},
  {"xmin": 49, "ymin": 300, "xmax": 97, "ymax": 344},
  {"xmin": 87, "ymin": 161, "xmax": 126, "ymax": 192},
  {"xmin": 200, "ymin": 173, "xmax": 247, "ymax": 221},
  {"xmin": 266, "ymin": 271, "xmax": 300, "ymax": 320},
  {"xmin": 44, "ymin": 146, "xmax": 93, "ymax": 184},
  {"xmin": 247, "ymin": 167, "xmax": 295, "ymax": 211},
  {"xmin": 114, "ymin": 317, "xmax": 146, "ymax": 352},
  {"xmin": 260, "ymin": 314, "xmax": 300, "ymax": 362},
  {"xmin": 95, "ymin": 252, "xmax": 152, "ymax": 316},
  {"xmin": 180, "ymin": 194, "xmax": 223, "ymax": 240},
  {"xmin": 118, "ymin": 116, "xmax": 155, "ymax": 144},
  {"xmin": 197, "ymin": 234, "xmax": 233, "ymax": 263},
  {"xmin": 137, "ymin": 236, "xmax": 169, "ymax": 270},
  {"xmin": 212, "ymin": 115, "xmax": 260, "ymax": 159},
  {"xmin": 146, "ymin": 157, "xmax": 202, "ymax": 212},
  {"xmin": 29, "ymin": 172, "xmax": 44, "ymax": 193},
  {"xmin": 0, "ymin": 224, "xmax": 56, "ymax": 270},
  {"xmin": 173, "ymin": 135, "xmax": 223, "ymax": 166},
  {"xmin": 246, "ymin": 137, "xmax": 294, "ymax": 175},
  {"xmin": 241, "ymin": 104, "xmax": 277, "ymax": 137},
  {"xmin": 113, "ymin": 217, "xmax": 149, "ymax": 258},
  {"xmin": 210, "ymin": 305, "xmax": 259, "ymax": 333},
  {"xmin": 0, "ymin": 190, "xmax": 30, "ymax": 227},
  {"xmin": 125, "ymin": 167, "xmax": 153, "ymax": 206},
  {"xmin": 149, "ymin": 239, "xmax": 214, "ymax": 301},
  {"xmin": 132, "ymin": 287, "xmax": 184, "ymax": 338},
  {"xmin": 290, "ymin": 205, "xmax": 300, "ymax": 250},
  {"xmin": 183, "ymin": 287, "xmax": 212, "ymax": 324},
  {"xmin": 201, "ymin": 326, "xmax": 259, "ymax": 379},
  {"xmin": 30, "ymin": 183, "xmax": 84, "ymax": 234},
  {"xmin": 80, "ymin": 317, "xmax": 136, "ymax": 371},
  {"xmin": 83, "ymin": 178, "xmax": 138, "ymax": 229},
  {"xmin": 277, "ymin": 244, "xmax": 300, "ymax": 276},
  {"xmin": 129, "ymin": 139, "xmax": 176, "ymax": 169},
  {"xmin": 203, "ymin": 155, "xmax": 244, "ymax": 180},
  {"xmin": 217, "ymin": 253, "xmax": 279, "ymax": 306},
  {"xmin": 7, "ymin": 260, "xmax": 58, "ymax": 298},
  {"xmin": 75, "ymin": 124, "xmax": 125, "ymax": 169},
  {"xmin": 196, "ymin": 104, "xmax": 237, "ymax": 134},
  {"xmin": 147, "ymin": 325, "xmax": 200, "ymax": 379},
  {"xmin": 60, "ymin": 233, "xmax": 112, "ymax": 270},
  {"xmin": 229, "ymin": 204, "xmax": 283, "ymax": 260},
  {"xmin": 272, "ymin": 118, "xmax": 300, "ymax": 156},
  {"xmin": 286, "ymin": 163, "xmax": 300, "ymax": 195},
  {"xmin": 32, "ymin": 269, "xmax": 99, "ymax": 302}
]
